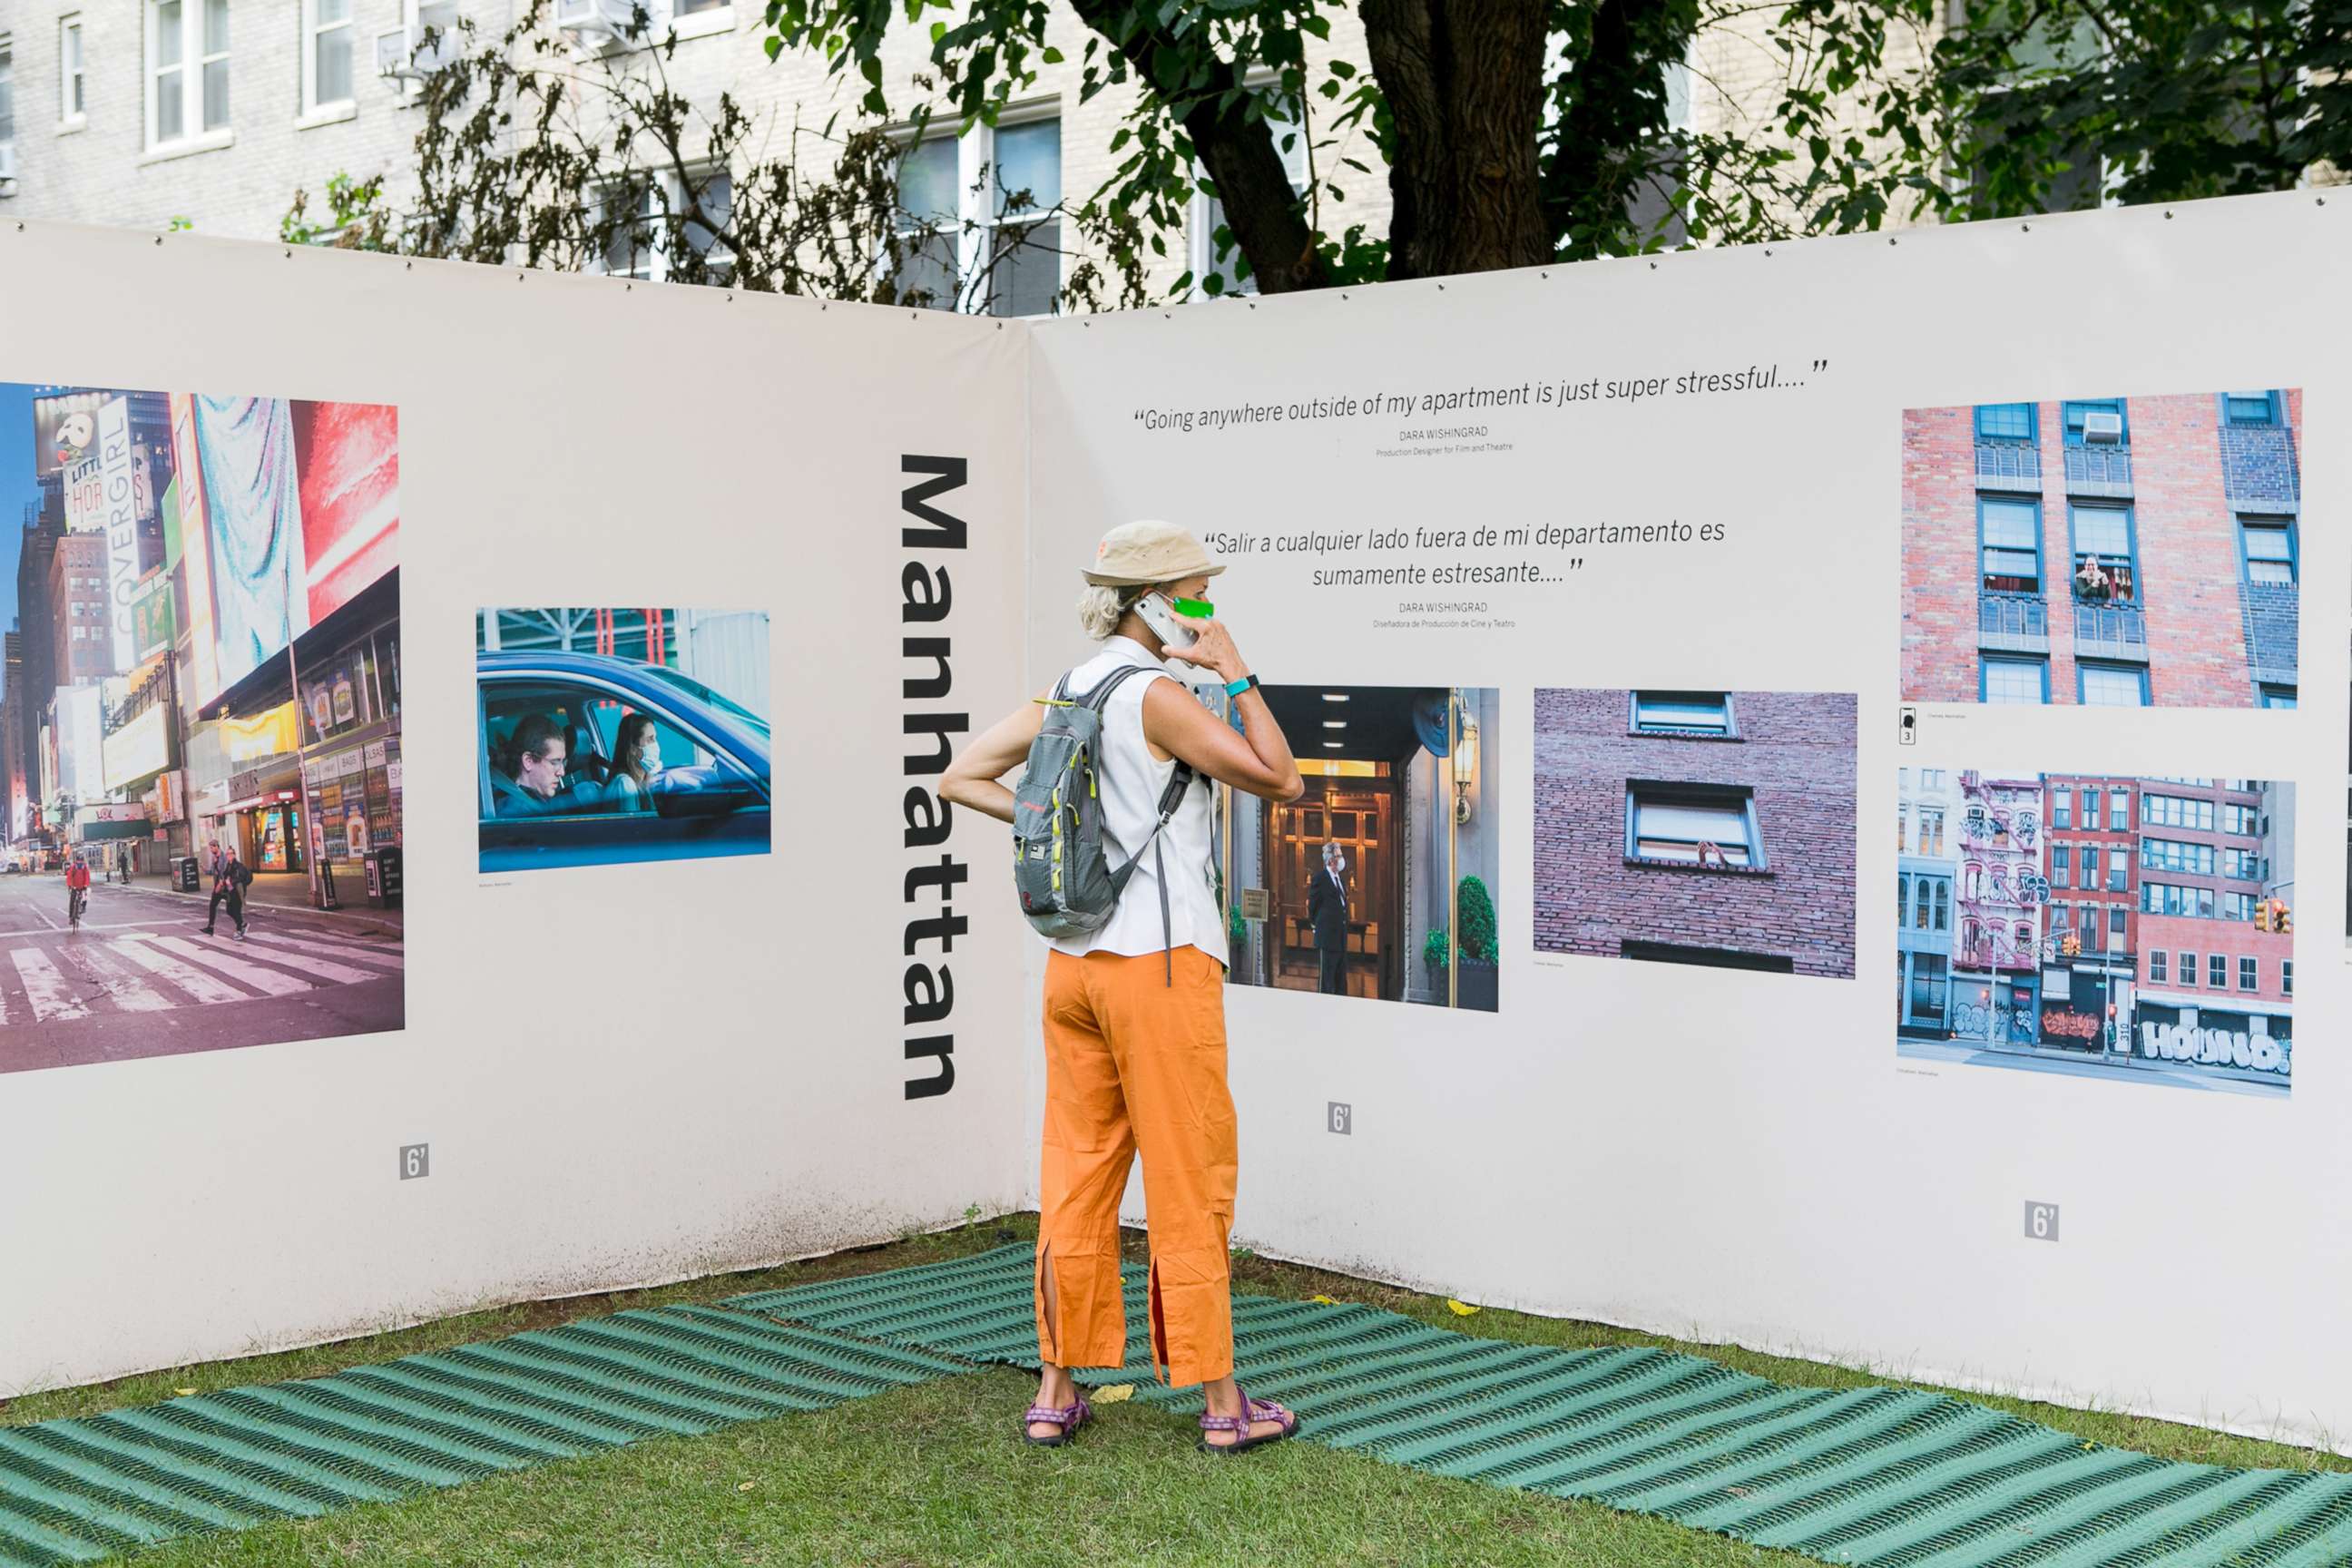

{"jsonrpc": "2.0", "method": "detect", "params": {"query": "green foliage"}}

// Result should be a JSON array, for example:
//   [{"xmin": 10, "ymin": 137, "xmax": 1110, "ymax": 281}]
[
  {"xmin": 281, "ymin": 172, "xmax": 394, "ymax": 250},
  {"xmin": 1458, "ymin": 875, "xmax": 1498, "ymax": 965},
  {"xmin": 1918, "ymin": 0, "xmax": 2348, "ymax": 218},
  {"xmin": 1425, "ymin": 876, "xmax": 1499, "ymax": 969},
  {"xmin": 284, "ymin": 0, "xmax": 1147, "ymax": 309}
]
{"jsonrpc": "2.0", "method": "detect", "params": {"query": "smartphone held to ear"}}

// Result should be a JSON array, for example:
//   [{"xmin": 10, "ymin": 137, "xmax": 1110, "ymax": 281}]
[{"xmin": 1136, "ymin": 592, "xmax": 1213, "ymax": 652}]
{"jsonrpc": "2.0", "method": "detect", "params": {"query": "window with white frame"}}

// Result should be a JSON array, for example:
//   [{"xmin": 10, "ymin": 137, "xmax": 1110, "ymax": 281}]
[
  {"xmin": 148, "ymin": 0, "xmax": 231, "ymax": 150},
  {"xmin": 1191, "ymin": 87, "xmax": 1308, "ymax": 296},
  {"xmin": 1627, "ymin": 783, "xmax": 1762, "ymax": 867},
  {"xmin": 891, "ymin": 113, "xmax": 1063, "ymax": 317},
  {"xmin": 0, "ymin": 33, "xmax": 15, "ymax": 165},
  {"xmin": 59, "ymin": 17, "xmax": 85, "ymax": 125},
  {"xmin": 304, "ymin": 0, "xmax": 355, "ymax": 116},
  {"xmin": 593, "ymin": 167, "xmax": 732, "ymax": 286}
]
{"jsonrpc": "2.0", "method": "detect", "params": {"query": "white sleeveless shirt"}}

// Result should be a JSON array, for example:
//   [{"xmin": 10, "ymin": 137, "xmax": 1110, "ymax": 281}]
[{"xmin": 1046, "ymin": 635, "xmax": 1226, "ymax": 968}]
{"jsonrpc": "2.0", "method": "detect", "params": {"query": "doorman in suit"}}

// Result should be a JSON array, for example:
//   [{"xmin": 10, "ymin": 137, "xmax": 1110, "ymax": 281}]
[{"xmin": 1308, "ymin": 841, "xmax": 1350, "ymax": 995}]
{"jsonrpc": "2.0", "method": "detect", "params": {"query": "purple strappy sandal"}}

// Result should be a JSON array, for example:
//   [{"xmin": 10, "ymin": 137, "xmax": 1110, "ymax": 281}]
[
  {"xmin": 1021, "ymin": 1394, "xmax": 1093, "ymax": 1447},
  {"xmin": 1197, "ymin": 1387, "xmax": 1298, "ymax": 1455}
]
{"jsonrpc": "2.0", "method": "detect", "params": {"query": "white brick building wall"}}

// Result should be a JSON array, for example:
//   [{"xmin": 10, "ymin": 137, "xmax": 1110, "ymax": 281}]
[{"xmin": 0, "ymin": 0, "xmax": 1391, "ymax": 304}]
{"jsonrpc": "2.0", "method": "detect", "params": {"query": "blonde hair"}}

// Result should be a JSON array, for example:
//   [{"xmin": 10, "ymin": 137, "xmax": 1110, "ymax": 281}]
[{"xmin": 1076, "ymin": 583, "xmax": 1151, "ymax": 641}]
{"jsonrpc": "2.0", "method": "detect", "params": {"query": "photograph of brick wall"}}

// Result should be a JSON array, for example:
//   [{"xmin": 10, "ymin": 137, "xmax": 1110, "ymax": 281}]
[
  {"xmin": 1533, "ymin": 690, "xmax": 1857, "ymax": 976},
  {"xmin": 1902, "ymin": 388, "xmax": 2302, "ymax": 708},
  {"xmin": 1897, "ymin": 769, "xmax": 2293, "ymax": 1098}
]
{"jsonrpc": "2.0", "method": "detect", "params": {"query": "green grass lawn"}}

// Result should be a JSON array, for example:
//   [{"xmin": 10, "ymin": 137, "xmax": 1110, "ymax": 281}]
[{"xmin": 8, "ymin": 1213, "xmax": 2344, "ymax": 1567}]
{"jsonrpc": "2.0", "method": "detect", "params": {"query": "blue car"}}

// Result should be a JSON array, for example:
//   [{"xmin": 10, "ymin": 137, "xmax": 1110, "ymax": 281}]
[{"xmin": 477, "ymin": 650, "xmax": 772, "ymax": 871}]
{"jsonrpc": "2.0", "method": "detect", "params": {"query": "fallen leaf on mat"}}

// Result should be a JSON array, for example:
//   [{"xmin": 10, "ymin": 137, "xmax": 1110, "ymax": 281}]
[
  {"xmin": 1446, "ymin": 1299, "xmax": 1481, "ymax": 1317},
  {"xmin": 1309, "ymin": 1294, "xmax": 1340, "ymax": 1305},
  {"xmin": 1093, "ymin": 1384, "xmax": 1135, "ymax": 1404},
  {"xmin": 173, "ymin": 1388, "xmax": 197, "ymax": 1397}
]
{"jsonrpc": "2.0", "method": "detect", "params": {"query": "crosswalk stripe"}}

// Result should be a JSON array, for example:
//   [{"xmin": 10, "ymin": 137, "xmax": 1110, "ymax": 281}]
[
  {"xmin": 240, "ymin": 931, "xmax": 404, "ymax": 975},
  {"xmin": 111, "ymin": 939, "xmax": 260, "ymax": 1004},
  {"xmin": 244, "ymin": 924, "xmax": 404, "ymax": 958},
  {"xmin": 55, "ymin": 942, "xmax": 174, "ymax": 1013},
  {"xmin": 190, "ymin": 932, "xmax": 386, "ymax": 985},
  {"xmin": 149, "ymin": 937, "xmax": 314, "ymax": 997},
  {"xmin": 12, "ymin": 947, "xmax": 93, "ymax": 1023}
]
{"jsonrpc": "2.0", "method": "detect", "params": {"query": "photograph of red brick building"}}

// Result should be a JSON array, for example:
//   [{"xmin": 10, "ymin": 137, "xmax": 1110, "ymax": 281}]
[
  {"xmin": 1902, "ymin": 388, "xmax": 2301, "ymax": 708},
  {"xmin": 1533, "ymin": 690, "xmax": 1856, "ymax": 976}
]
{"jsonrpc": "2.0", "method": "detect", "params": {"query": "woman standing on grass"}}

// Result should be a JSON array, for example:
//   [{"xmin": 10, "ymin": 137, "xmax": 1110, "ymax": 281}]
[{"xmin": 942, "ymin": 521, "xmax": 1307, "ymax": 1455}]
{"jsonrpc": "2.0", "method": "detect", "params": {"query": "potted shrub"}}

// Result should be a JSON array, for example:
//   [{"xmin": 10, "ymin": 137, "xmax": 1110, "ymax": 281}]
[{"xmin": 1424, "ymin": 876, "xmax": 1500, "ymax": 1011}]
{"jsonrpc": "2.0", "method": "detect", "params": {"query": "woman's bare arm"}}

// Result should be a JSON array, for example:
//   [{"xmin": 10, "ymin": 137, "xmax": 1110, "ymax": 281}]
[
  {"xmin": 940, "ymin": 692, "xmax": 1050, "ymax": 825},
  {"xmin": 1144, "ymin": 619, "xmax": 1304, "ymax": 802}
]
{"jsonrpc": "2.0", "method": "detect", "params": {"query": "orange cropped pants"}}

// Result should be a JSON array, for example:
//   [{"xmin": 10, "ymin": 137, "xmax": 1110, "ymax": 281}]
[{"xmin": 1035, "ymin": 945, "xmax": 1239, "ymax": 1388}]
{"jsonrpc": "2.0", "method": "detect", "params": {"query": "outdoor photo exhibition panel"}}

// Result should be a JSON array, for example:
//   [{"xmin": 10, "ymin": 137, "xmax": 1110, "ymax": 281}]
[
  {"xmin": 1026, "ymin": 190, "xmax": 2349, "ymax": 1451},
  {"xmin": 5, "ymin": 191, "xmax": 2350, "ymax": 1457},
  {"xmin": 0, "ymin": 223, "xmax": 1030, "ymax": 1395}
]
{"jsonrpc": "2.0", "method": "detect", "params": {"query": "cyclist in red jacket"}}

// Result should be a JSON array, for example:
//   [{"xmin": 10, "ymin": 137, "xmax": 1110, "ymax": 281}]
[{"xmin": 64, "ymin": 852, "xmax": 92, "ymax": 928}]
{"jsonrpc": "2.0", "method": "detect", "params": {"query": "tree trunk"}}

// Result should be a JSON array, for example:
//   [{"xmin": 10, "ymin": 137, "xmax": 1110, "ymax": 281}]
[
  {"xmin": 1186, "ymin": 95, "xmax": 1333, "ymax": 293},
  {"xmin": 1065, "ymin": 0, "xmax": 1333, "ymax": 292},
  {"xmin": 1361, "ymin": 0, "xmax": 1553, "ymax": 279}
]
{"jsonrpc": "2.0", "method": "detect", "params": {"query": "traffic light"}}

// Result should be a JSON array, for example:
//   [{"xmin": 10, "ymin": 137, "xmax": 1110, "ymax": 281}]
[
  {"xmin": 2272, "ymin": 899, "xmax": 2293, "ymax": 936},
  {"xmin": 2255, "ymin": 902, "xmax": 2272, "ymax": 932},
  {"xmin": 2061, "ymin": 934, "xmax": 2081, "ymax": 957}
]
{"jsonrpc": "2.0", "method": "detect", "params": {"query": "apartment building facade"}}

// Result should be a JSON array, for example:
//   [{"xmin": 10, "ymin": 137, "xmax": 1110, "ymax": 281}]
[
  {"xmin": 1896, "ymin": 764, "xmax": 1960, "ymax": 1034},
  {"xmin": 1902, "ymin": 389, "xmax": 2303, "ymax": 710},
  {"xmin": 0, "ymin": 0, "xmax": 1377, "ymax": 306}
]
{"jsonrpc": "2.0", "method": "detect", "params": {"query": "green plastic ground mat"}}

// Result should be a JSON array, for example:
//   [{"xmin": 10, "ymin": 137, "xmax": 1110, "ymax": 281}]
[
  {"xmin": 729, "ymin": 1244, "xmax": 2352, "ymax": 1568},
  {"xmin": 0, "ymin": 1304, "xmax": 973, "ymax": 1567}
]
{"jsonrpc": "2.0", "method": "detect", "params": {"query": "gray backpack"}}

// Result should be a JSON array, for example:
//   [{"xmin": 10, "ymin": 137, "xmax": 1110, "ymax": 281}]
[{"xmin": 1011, "ymin": 662, "xmax": 1199, "ymax": 982}]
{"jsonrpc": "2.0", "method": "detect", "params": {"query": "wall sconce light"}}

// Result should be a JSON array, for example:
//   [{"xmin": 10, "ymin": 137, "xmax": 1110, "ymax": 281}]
[{"xmin": 1451, "ymin": 706, "xmax": 1479, "ymax": 825}]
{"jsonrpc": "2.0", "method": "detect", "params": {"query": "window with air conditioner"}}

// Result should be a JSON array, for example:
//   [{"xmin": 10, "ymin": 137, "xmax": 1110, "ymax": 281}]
[
  {"xmin": 378, "ymin": 0, "xmax": 462, "ymax": 101},
  {"xmin": 2062, "ymin": 398, "xmax": 2128, "ymax": 446},
  {"xmin": 556, "ymin": 0, "xmax": 669, "ymax": 52}
]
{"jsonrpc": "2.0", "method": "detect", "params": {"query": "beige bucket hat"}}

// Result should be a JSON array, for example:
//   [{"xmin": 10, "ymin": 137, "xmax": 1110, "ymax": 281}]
[{"xmin": 1083, "ymin": 519, "xmax": 1227, "ymax": 587}]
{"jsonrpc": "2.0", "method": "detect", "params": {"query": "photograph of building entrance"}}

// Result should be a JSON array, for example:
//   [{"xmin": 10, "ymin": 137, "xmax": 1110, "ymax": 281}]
[
  {"xmin": 1533, "ymin": 690, "xmax": 1857, "ymax": 977},
  {"xmin": 1220, "ymin": 684, "xmax": 1499, "ymax": 1011},
  {"xmin": 0, "ymin": 382, "xmax": 405, "ymax": 1076},
  {"xmin": 1896, "ymin": 769, "xmax": 2294, "ymax": 1098},
  {"xmin": 476, "ymin": 608, "xmax": 772, "ymax": 873},
  {"xmin": 1901, "ymin": 387, "xmax": 2302, "ymax": 710}
]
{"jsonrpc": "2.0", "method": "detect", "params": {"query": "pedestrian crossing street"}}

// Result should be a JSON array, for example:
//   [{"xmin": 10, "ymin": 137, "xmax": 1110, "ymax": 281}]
[{"xmin": 0, "ymin": 920, "xmax": 403, "ymax": 1025}]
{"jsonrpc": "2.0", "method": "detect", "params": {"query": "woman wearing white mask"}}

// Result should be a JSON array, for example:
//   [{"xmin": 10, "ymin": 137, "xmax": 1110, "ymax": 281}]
[{"xmin": 603, "ymin": 712, "xmax": 662, "ymax": 812}]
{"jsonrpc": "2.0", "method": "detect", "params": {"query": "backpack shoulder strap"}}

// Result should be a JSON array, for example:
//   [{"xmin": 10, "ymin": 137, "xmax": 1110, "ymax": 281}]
[{"xmin": 1070, "ymin": 659, "xmax": 1154, "ymax": 711}]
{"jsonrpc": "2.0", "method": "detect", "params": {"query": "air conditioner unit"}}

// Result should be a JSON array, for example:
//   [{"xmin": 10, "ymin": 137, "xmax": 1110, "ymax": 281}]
[
  {"xmin": 555, "ymin": 0, "xmax": 668, "ymax": 51},
  {"xmin": 379, "ymin": 0, "xmax": 466, "ymax": 84},
  {"xmin": 0, "ymin": 145, "xmax": 17, "ymax": 186},
  {"xmin": 2082, "ymin": 410, "xmax": 2123, "ymax": 445}
]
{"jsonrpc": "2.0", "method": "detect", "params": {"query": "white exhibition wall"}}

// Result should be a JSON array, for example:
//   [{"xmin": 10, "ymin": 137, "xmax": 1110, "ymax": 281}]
[
  {"xmin": 1027, "ymin": 189, "xmax": 2350, "ymax": 1450},
  {"xmin": 0, "ymin": 221, "xmax": 1030, "ymax": 1394},
  {"xmin": 5, "ymin": 191, "xmax": 2348, "ymax": 1454}
]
